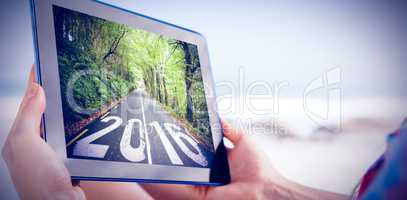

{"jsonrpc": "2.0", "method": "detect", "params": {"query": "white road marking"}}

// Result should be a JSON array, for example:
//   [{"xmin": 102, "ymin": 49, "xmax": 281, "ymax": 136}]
[
  {"xmin": 120, "ymin": 118, "xmax": 146, "ymax": 162},
  {"xmin": 164, "ymin": 123, "xmax": 208, "ymax": 167},
  {"xmin": 73, "ymin": 116, "xmax": 122, "ymax": 158},
  {"xmin": 149, "ymin": 121, "xmax": 183, "ymax": 165},
  {"xmin": 66, "ymin": 129, "xmax": 88, "ymax": 147},
  {"xmin": 140, "ymin": 92, "xmax": 152, "ymax": 164}
]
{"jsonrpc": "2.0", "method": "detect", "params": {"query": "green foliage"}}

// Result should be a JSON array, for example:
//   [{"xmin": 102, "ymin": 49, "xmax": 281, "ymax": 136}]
[{"xmin": 54, "ymin": 6, "xmax": 212, "ymax": 142}]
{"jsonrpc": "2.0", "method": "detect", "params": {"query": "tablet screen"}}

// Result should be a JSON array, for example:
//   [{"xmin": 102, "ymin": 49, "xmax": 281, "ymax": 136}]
[{"xmin": 52, "ymin": 5, "xmax": 214, "ymax": 168}]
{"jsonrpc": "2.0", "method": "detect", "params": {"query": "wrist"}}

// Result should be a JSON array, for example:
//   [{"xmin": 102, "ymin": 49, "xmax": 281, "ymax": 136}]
[
  {"xmin": 261, "ymin": 166, "xmax": 327, "ymax": 200},
  {"xmin": 262, "ymin": 175, "xmax": 307, "ymax": 200},
  {"xmin": 262, "ymin": 172, "xmax": 347, "ymax": 200}
]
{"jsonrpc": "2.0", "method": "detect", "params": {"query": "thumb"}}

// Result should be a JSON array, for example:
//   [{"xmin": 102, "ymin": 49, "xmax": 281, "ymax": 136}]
[
  {"xmin": 221, "ymin": 121, "xmax": 269, "ymax": 181},
  {"xmin": 221, "ymin": 121, "xmax": 257, "ymax": 159},
  {"xmin": 12, "ymin": 81, "xmax": 46, "ymax": 137}
]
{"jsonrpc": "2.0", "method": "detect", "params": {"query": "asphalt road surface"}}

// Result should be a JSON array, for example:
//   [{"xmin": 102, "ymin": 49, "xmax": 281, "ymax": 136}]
[{"xmin": 66, "ymin": 90, "xmax": 213, "ymax": 168}]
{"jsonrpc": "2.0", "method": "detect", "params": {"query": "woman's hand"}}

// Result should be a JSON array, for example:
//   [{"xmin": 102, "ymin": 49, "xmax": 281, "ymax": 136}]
[
  {"xmin": 2, "ymin": 67, "xmax": 85, "ymax": 200},
  {"xmin": 139, "ymin": 121, "xmax": 281, "ymax": 200},
  {"xmin": 140, "ymin": 122, "xmax": 347, "ymax": 200}
]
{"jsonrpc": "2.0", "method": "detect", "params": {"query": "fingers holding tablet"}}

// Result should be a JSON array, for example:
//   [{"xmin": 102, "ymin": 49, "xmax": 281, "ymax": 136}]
[
  {"xmin": 221, "ymin": 121, "xmax": 244, "ymax": 145},
  {"xmin": 2, "ymin": 67, "xmax": 85, "ymax": 200}
]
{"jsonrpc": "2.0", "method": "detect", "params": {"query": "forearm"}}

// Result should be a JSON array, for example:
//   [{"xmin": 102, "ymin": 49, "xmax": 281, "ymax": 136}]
[
  {"xmin": 81, "ymin": 181, "xmax": 153, "ymax": 200},
  {"xmin": 264, "ymin": 176, "xmax": 349, "ymax": 200}
]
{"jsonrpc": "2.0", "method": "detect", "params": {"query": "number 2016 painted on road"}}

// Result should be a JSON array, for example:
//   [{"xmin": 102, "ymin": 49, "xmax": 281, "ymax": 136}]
[{"xmin": 72, "ymin": 116, "xmax": 208, "ymax": 167}]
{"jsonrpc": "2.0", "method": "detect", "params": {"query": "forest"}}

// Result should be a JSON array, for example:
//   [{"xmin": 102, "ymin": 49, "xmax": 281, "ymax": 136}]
[{"xmin": 53, "ymin": 6, "xmax": 211, "ymax": 143}]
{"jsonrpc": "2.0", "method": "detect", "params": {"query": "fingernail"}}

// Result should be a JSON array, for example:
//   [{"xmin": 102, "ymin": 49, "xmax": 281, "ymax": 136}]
[{"xmin": 25, "ymin": 83, "xmax": 39, "ymax": 100}]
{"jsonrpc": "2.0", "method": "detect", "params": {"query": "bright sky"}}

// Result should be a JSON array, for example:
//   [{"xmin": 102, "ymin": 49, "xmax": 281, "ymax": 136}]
[{"xmin": 1, "ymin": 0, "xmax": 406, "ymax": 98}]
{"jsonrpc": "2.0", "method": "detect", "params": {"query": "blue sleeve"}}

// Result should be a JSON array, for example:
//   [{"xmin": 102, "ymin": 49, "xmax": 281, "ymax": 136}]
[{"xmin": 361, "ymin": 122, "xmax": 407, "ymax": 199}]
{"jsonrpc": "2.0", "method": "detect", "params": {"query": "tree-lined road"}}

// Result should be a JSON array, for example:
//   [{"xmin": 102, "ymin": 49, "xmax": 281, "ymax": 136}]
[{"xmin": 66, "ymin": 90, "xmax": 213, "ymax": 168}]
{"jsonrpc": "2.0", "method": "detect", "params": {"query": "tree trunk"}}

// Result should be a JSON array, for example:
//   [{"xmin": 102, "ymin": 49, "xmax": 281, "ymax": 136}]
[
  {"xmin": 102, "ymin": 29, "xmax": 126, "ymax": 63},
  {"xmin": 53, "ymin": 7, "xmax": 64, "ymax": 47},
  {"xmin": 163, "ymin": 77, "xmax": 168, "ymax": 106},
  {"xmin": 181, "ymin": 42, "xmax": 194, "ymax": 123},
  {"xmin": 156, "ymin": 70, "xmax": 163, "ymax": 103}
]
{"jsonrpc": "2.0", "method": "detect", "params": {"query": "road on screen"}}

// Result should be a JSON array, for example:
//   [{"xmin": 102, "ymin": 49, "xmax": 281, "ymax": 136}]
[{"xmin": 66, "ymin": 90, "xmax": 212, "ymax": 168}]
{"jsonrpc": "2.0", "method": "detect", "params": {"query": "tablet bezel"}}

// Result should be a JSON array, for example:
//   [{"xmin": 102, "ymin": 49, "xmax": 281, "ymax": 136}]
[{"xmin": 30, "ymin": 0, "xmax": 229, "ymax": 185}]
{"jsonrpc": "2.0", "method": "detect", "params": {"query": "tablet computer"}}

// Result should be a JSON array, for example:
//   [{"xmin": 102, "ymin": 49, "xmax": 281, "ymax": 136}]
[{"xmin": 30, "ymin": 0, "xmax": 230, "ymax": 185}]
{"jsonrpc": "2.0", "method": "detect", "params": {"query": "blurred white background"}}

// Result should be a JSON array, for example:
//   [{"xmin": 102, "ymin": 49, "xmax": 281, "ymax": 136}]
[{"xmin": 1, "ymin": 0, "xmax": 407, "ymax": 199}]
